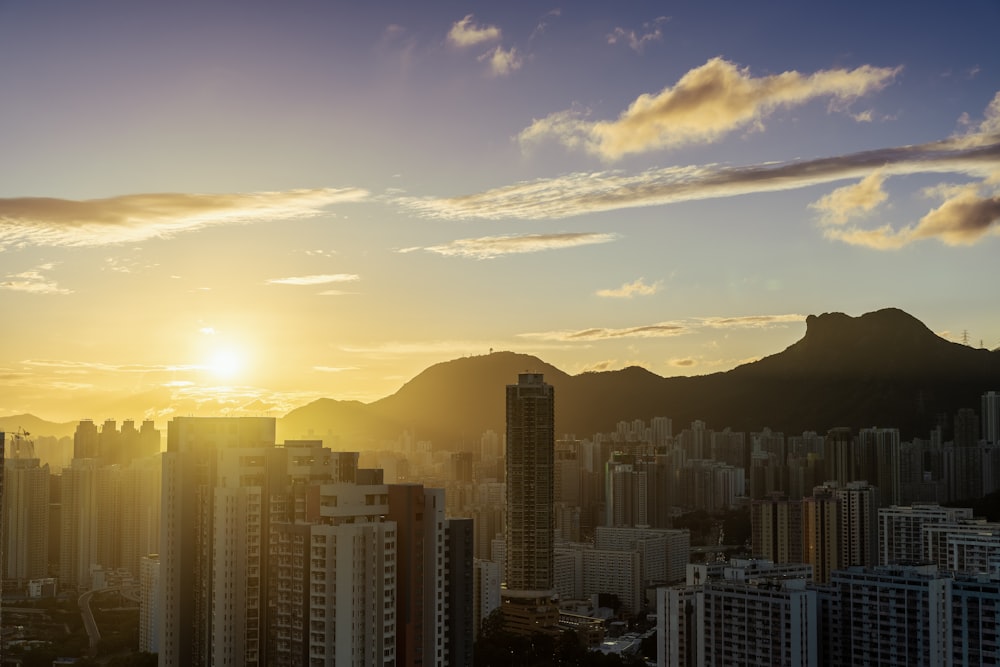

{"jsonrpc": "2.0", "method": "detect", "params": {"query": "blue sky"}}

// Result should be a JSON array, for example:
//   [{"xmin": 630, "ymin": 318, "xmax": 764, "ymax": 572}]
[{"xmin": 1, "ymin": 1, "xmax": 998, "ymax": 422}]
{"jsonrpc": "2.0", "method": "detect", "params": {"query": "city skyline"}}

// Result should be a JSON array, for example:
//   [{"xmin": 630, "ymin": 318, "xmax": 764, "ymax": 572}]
[{"xmin": 2, "ymin": 1, "xmax": 999, "ymax": 423}]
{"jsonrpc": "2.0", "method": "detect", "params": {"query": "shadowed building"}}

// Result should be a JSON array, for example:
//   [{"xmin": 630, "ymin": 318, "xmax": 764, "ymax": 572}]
[{"xmin": 502, "ymin": 373, "xmax": 558, "ymax": 634}]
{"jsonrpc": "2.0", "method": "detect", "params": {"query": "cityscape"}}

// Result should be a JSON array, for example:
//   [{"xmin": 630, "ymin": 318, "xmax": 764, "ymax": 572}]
[
  {"xmin": 3, "ymin": 339, "xmax": 1000, "ymax": 665},
  {"xmin": 2, "ymin": 1, "xmax": 1000, "ymax": 666}
]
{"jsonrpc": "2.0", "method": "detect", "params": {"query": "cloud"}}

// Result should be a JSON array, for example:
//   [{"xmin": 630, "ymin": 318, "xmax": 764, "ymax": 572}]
[
  {"xmin": 700, "ymin": 314, "xmax": 806, "ymax": 328},
  {"xmin": 21, "ymin": 359, "xmax": 199, "ymax": 373},
  {"xmin": 313, "ymin": 366, "xmax": 358, "ymax": 373},
  {"xmin": 402, "ymin": 135, "xmax": 1000, "ymax": 223},
  {"xmin": 607, "ymin": 16, "xmax": 668, "ymax": 53},
  {"xmin": 582, "ymin": 359, "xmax": 616, "ymax": 372},
  {"xmin": 810, "ymin": 171, "xmax": 889, "ymax": 225},
  {"xmin": 408, "ymin": 232, "xmax": 617, "ymax": 259},
  {"xmin": 521, "ymin": 322, "xmax": 689, "ymax": 342},
  {"xmin": 1, "ymin": 265, "xmax": 72, "ymax": 294},
  {"xmin": 530, "ymin": 9, "xmax": 561, "ymax": 39},
  {"xmin": 596, "ymin": 277, "xmax": 662, "ymax": 298},
  {"xmin": 0, "ymin": 188, "xmax": 367, "ymax": 247},
  {"xmin": 823, "ymin": 182, "xmax": 1000, "ymax": 249},
  {"xmin": 670, "ymin": 358, "xmax": 696, "ymax": 367},
  {"xmin": 267, "ymin": 273, "xmax": 360, "ymax": 286},
  {"xmin": 479, "ymin": 45, "xmax": 524, "ymax": 76},
  {"xmin": 448, "ymin": 15, "xmax": 501, "ymax": 48},
  {"xmin": 520, "ymin": 313, "xmax": 804, "ymax": 342},
  {"xmin": 518, "ymin": 57, "xmax": 901, "ymax": 159}
]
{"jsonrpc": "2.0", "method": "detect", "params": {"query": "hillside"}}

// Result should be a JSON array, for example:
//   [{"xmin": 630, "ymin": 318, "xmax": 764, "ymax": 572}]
[{"xmin": 277, "ymin": 308, "xmax": 1000, "ymax": 447}]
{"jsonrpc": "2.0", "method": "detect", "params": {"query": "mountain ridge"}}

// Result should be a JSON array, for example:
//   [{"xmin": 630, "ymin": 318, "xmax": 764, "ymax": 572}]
[
  {"xmin": 6, "ymin": 309, "xmax": 998, "ymax": 445},
  {"xmin": 279, "ymin": 308, "xmax": 1000, "ymax": 445}
]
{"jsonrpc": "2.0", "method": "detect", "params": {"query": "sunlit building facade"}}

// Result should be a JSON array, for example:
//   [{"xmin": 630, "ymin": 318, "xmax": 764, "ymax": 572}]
[{"xmin": 2, "ymin": 455, "xmax": 50, "ymax": 586}]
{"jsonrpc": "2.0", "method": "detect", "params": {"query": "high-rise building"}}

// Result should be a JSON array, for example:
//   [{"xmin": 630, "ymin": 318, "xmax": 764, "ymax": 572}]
[
  {"xmin": 158, "ymin": 416, "xmax": 276, "ymax": 667},
  {"xmin": 139, "ymin": 555, "xmax": 160, "ymax": 654},
  {"xmin": 2, "ymin": 454, "xmax": 50, "ymax": 587},
  {"xmin": 473, "ymin": 559, "xmax": 502, "ymax": 639},
  {"xmin": 60, "ymin": 458, "xmax": 121, "ymax": 590},
  {"xmin": 984, "ymin": 391, "xmax": 1000, "ymax": 446},
  {"xmin": 270, "ymin": 482, "xmax": 397, "ymax": 667},
  {"xmin": 503, "ymin": 373, "xmax": 558, "ymax": 633},
  {"xmin": 825, "ymin": 564, "xmax": 952, "ymax": 666},
  {"xmin": 657, "ymin": 559, "xmax": 817, "ymax": 667},
  {"xmin": 800, "ymin": 481, "xmax": 878, "ymax": 584},
  {"xmin": 751, "ymin": 492, "xmax": 804, "ymax": 565},
  {"xmin": 73, "ymin": 420, "xmax": 99, "ymax": 459}
]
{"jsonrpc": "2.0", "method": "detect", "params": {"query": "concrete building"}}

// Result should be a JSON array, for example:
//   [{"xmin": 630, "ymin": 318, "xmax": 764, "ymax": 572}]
[
  {"xmin": 269, "ymin": 481, "xmax": 397, "ymax": 667},
  {"xmin": 2, "ymin": 455, "xmax": 50, "ymax": 586},
  {"xmin": 595, "ymin": 526, "xmax": 690, "ymax": 587},
  {"xmin": 825, "ymin": 564, "xmax": 952, "ymax": 666},
  {"xmin": 858, "ymin": 428, "xmax": 901, "ymax": 507},
  {"xmin": 474, "ymin": 559, "xmax": 502, "ymax": 638},
  {"xmin": 139, "ymin": 554, "xmax": 160, "ymax": 654},
  {"xmin": 502, "ymin": 373, "xmax": 558, "ymax": 633},
  {"xmin": 158, "ymin": 416, "xmax": 276, "ymax": 667},
  {"xmin": 984, "ymin": 391, "xmax": 1000, "ymax": 446},
  {"xmin": 751, "ymin": 493, "xmax": 804, "ymax": 565},
  {"xmin": 657, "ymin": 559, "xmax": 817, "ymax": 667},
  {"xmin": 60, "ymin": 458, "xmax": 121, "ymax": 590},
  {"xmin": 878, "ymin": 504, "xmax": 974, "ymax": 565},
  {"xmin": 952, "ymin": 571, "xmax": 1000, "ymax": 666}
]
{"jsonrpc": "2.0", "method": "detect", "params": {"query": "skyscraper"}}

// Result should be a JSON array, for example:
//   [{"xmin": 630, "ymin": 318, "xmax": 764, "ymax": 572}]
[{"xmin": 502, "ymin": 372, "xmax": 558, "ymax": 633}]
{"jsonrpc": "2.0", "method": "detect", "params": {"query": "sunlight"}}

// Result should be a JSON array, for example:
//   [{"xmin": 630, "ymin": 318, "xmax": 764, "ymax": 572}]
[{"xmin": 206, "ymin": 347, "xmax": 245, "ymax": 380}]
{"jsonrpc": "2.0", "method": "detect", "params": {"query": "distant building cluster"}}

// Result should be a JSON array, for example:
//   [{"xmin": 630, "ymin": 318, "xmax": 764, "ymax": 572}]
[{"xmin": 2, "ymin": 389, "xmax": 1000, "ymax": 665}]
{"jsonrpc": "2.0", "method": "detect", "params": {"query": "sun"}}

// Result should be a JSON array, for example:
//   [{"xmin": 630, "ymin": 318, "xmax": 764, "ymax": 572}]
[{"xmin": 206, "ymin": 347, "xmax": 245, "ymax": 380}]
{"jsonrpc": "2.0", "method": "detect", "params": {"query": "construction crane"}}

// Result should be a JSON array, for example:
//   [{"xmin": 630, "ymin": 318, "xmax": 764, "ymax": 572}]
[{"xmin": 2, "ymin": 426, "xmax": 35, "ymax": 459}]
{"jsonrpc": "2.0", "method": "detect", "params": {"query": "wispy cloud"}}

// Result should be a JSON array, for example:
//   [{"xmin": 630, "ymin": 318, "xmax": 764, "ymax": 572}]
[
  {"xmin": 520, "ymin": 313, "xmax": 804, "ymax": 342},
  {"xmin": 810, "ymin": 170, "xmax": 888, "ymax": 225},
  {"xmin": 596, "ymin": 277, "xmax": 661, "ymax": 298},
  {"xmin": 402, "ymin": 134, "xmax": 1000, "ymax": 229},
  {"xmin": 403, "ymin": 232, "xmax": 617, "ymax": 259},
  {"xmin": 1, "ymin": 264, "xmax": 72, "ymax": 294},
  {"xmin": 530, "ymin": 8, "xmax": 561, "ymax": 39},
  {"xmin": 447, "ymin": 15, "xmax": 501, "ymax": 48},
  {"xmin": 313, "ymin": 366, "xmax": 358, "ymax": 373},
  {"xmin": 267, "ymin": 274, "xmax": 360, "ymax": 286},
  {"xmin": 520, "ymin": 322, "xmax": 688, "ymax": 342},
  {"xmin": 670, "ymin": 358, "xmax": 696, "ymax": 367},
  {"xmin": 21, "ymin": 359, "xmax": 199, "ymax": 373},
  {"xmin": 519, "ymin": 57, "xmax": 901, "ymax": 160},
  {"xmin": 0, "ymin": 188, "xmax": 367, "ymax": 247},
  {"xmin": 811, "ymin": 97, "xmax": 1000, "ymax": 249},
  {"xmin": 700, "ymin": 314, "xmax": 806, "ymax": 328},
  {"xmin": 479, "ymin": 45, "xmax": 524, "ymax": 76},
  {"xmin": 607, "ymin": 16, "xmax": 668, "ymax": 53}
]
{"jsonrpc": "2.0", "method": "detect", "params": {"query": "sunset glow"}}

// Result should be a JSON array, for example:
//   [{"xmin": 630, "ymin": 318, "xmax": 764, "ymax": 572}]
[{"xmin": 0, "ymin": 1, "xmax": 998, "ymax": 423}]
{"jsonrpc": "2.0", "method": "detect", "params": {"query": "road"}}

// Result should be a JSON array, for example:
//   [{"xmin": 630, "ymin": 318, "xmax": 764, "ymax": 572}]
[{"xmin": 77, "ymin": 587, "xmax": 118, "ymax": 652}]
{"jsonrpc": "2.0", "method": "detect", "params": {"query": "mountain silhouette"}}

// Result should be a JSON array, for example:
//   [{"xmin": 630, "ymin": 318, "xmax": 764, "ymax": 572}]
[{"xmin": 278, "ymin": 308, "xmax": 1000, "ymax": 446}]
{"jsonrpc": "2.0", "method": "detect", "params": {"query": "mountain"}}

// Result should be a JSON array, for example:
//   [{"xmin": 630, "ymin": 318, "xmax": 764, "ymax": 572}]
[
  {"xmin": 278, "ymin": 308, "xmax": 1000, "ymax": 447},
  {"xmin": 0, "ymin": 414, "xmax": 77, "ymax": 440}
]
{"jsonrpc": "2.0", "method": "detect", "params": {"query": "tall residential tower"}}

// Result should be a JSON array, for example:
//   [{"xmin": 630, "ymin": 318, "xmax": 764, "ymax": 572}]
[{"xmin": 503, "ymin": 373, "xmax": 558, "ymax": 633}]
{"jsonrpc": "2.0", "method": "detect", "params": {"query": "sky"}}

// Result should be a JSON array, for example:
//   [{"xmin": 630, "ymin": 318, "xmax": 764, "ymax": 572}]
[{"xmin": 1, "ymin": 1, "xmax": 999, "ymax": 424}]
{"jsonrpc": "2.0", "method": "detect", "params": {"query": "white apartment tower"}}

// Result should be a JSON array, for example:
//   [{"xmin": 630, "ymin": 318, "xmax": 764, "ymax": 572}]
[
  {"xmin": 158, "ymin": 416, "xmax": 276, "ymax": 667},
  {"xmin": 878, "ymin": 504, "xmax": 974, "ymax": 565},
  {"xmin": 827, "ymin": 564, "xmax": 952, "ymax": 666}
]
